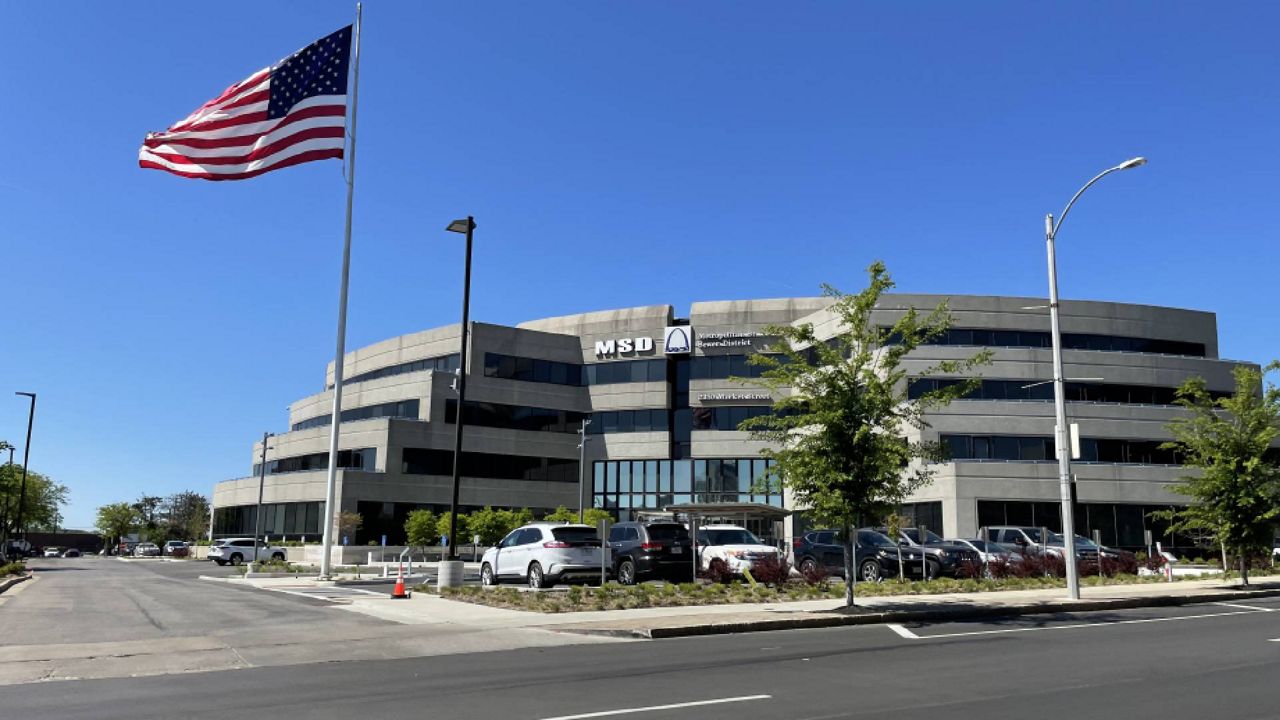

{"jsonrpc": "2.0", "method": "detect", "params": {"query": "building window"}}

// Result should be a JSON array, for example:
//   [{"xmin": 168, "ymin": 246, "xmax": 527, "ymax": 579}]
[
  {"xmin": 338, "ymin": 354, "xmax": 459, "ymax": 387},
  {"xmin": 885, "ymin": 327, "xmax": 1206, "ymax": 357},
  {"xmin": 908, "ymin": 378, "xmax": 1229, "ymax": 406},
  {"xmin": 941, "ymin": 434, "xmax": 1181, "ymax": 465},
  {"xmin": 253, "ymin": 448, "xmax": 376, "ymax": 476},
  {"xmin": 444, "ymin": 399, "xmax": 588, "ymax": 434},
  {"xmin": 292, "ymin": 399, "xmax": 420, "ymax": 431},
  {"xmin": 483, "ymin": 353, "xmax": 583, "ymax": 386},
  {"xmin": 587, "ymin": 409, "xmax": 670, "ymax": 434},
  {"xmin": 590, "ymin": 458, "xmax": 780, "ymax": 511},
  {"xmin": 213, "ymin": 501, "xmax": 322, "ymax": 539},
  {"xmin": 401, "ymin": 448, "xmax": 577, "ymax": 483}
]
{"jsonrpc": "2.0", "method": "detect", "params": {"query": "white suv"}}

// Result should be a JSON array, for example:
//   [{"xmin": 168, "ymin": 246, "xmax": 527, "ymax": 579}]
[
  {"xmin": 480, "ymin": 523, "xmax": 607, "ymax": 589},
  {"xmin": 697, "ymin": 525, "xmax": 782, "ymax": 576},
  {"xmin": 207, "ymin": 538, "xmax": 286, "ymax": 566}
]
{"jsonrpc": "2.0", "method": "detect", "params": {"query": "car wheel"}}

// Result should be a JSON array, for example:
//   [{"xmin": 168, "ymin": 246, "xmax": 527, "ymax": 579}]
[
  {"xmin": 229, "ymin": 553, "xmax": 243, "ymax": 566},
  {"xmin": 617, "ymin": 559, "xmax": 637, "ymax": 586},
  {"xmin": 799, "ymin": 557, "xmax": 819, "ymax": 576},
  {"xmin": 859, "ymin": 559, "xmax": 881, "ymax": 582},
  {"xmin": 925, "ymin": 560, "xmax": 941, "ymax": 580},
  {"xmin": 528, "ymin": 562, "xmax": 547, "ymax": 589},
  {"xmin": 271, "ymin": 552, "xmax": 285, "ymax": 562},
  {"xmin": 480, "ymin": 563, "xmax": 495, "ymax": 587}
]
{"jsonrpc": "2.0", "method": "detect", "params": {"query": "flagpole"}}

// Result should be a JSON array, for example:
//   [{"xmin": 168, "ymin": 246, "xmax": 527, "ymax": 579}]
[{"xmin": 319, "ymin": 3, "xmax": 362, "ymax": 580}]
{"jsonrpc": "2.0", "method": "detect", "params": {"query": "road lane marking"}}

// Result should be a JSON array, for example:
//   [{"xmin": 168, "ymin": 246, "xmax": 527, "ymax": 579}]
[
  {"xmin": 1213, "ymin": 602, "xmax": 1275, "ymax": 612},
  {"xmin": 887, "ymin": 623, "xmax": 920, "ymax": 639},
  {"xmin": 539, "ymin": 694, "xmax": 771, "ymax": 720},
  {"xmin": 897, "ymin": 608, "xmax": 1268, "ymax": 640}
]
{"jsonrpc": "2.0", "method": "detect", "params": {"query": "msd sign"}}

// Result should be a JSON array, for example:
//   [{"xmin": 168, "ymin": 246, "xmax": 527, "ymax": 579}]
[{"xmin": 594, "ymin": 326, "xmax": 693, "ymax": 358}]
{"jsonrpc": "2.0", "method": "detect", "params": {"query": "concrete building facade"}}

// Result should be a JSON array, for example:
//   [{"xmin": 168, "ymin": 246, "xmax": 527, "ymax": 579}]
[{"xmin": 211, "ymin": 294, "xmax": 1249, "ymax": 553}]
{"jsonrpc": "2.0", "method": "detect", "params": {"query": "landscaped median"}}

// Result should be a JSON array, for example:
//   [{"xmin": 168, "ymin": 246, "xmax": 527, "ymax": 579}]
[
  {"xmin": 428, "ymin": 569, "xmax": 1278, "ymax": 614},
  {"xmin": 0, "ymin": 561, "xmax": 30, "ymax": 595}
]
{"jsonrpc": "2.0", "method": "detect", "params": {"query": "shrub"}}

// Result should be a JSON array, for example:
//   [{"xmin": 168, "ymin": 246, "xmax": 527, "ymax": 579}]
[
  {"xmin": 700, "ymin": 558, "xmax": 735, "ymax": 584},
  {"xmin": 956, "ymin": 558, "xmax": 984, "ymax": 579},
  {"xmin": 1, "ymin": 561, "xmax": 26, "ymax": 577},
  {"xmin": 748, "ymin": 555, "xmax": 791, "ymax": 586}
]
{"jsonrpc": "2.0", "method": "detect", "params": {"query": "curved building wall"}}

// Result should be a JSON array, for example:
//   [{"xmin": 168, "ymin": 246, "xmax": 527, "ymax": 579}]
[{"xmin": 212, "ymin": 294, "xmax": 1252, "ymax": 552}]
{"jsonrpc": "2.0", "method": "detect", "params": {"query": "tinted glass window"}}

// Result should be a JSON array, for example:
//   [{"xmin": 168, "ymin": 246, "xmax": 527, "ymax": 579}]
[
  {"xmin": 645, "ymin": 524, "xmax": 690, "ymax": 541},
  {"xmin": 551, "ymin": 527, "xmax": 599, "ymax": 543}
]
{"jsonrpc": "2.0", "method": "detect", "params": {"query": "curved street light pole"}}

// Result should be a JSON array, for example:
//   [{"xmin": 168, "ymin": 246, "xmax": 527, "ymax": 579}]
[{"xmin": 1045, "ymin": 157, "xmax": 1146, "ymax": 601}]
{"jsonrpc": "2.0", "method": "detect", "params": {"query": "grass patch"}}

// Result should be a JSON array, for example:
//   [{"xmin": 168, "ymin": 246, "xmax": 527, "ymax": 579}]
[{"xmin": 1, "ymin": 561, "xmax": 26, "ymax": 578}]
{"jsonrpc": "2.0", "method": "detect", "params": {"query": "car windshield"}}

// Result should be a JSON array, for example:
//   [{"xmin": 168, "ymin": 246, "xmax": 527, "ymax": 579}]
[
  {"xmin": 699, "ymin": 529, "xmax": 761, "ymax": 546},
  {"xmin": 1023, "ymin": 528, "xmax": 1066, "ymax": 544},
  {"xmin": 1073, "ymin": 535, "xmax": 1099, "ymax": 548},
  {"xmin": 858, "ymin": 530, "xmax": 897, "ymax": 549},
  {"xmin": 645, "ymin": 524, "xmax": 690, "ymax": 542},
  {"xmin": 903, "ymin": 528, "xmax": 945, "ymax": 544},
  {"xmin": 551, "ymin": 527, "xmax": 599, "ymax": 543}
]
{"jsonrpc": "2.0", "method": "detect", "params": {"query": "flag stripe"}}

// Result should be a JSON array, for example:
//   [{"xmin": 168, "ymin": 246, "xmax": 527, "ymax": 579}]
[
  {"xmin": 143, "ymin": 98, "xmax": 345, "ymax": 147},
  {"xmin": 170, "ymin": 69, "xmax": 272, "ymax": 131},
  {"xmin": 139, "ymin": 139, "xmax": 345, "ymax": 180},
  {"xmin": 145, "ymin": 116, "xmax": 346, "ymax": 157},
  {"xmin": 144, "ymin": 126, "xmax": 345, "ymax": 166}
]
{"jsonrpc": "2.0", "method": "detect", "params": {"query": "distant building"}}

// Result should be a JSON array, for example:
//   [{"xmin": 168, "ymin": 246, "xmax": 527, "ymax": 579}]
[{"xmin": 211, "ymin": 295, "xmax": 1252, "ymax": 553}]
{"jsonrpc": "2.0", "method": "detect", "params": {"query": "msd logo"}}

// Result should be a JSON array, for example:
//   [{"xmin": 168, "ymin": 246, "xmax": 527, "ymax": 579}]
[
  {"xmin": 594, "ymin": 336, "xmax": 654, "ymax": 357},
  {"xmin": 663, "ymin": 326, "xmax": 692, "ymax": 354}
]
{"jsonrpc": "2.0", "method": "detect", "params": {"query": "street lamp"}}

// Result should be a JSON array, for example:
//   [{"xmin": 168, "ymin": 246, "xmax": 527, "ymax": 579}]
[
  {"xmin": 577, "ymin": 418, "xmax": 592, "ymax": 523},
  {"xmin": 252, "ymin": 432, "xmax": 275, "ymax": 563},
  {"xmin": 14, "ymin": 392, "xmax": 35, "ymax": 541},
  {"xmin": 1044, "ymin": 157, "xmax": 1146, "ymax": 601},
  {"xmin": 440, "ymin": 216, "xmax": 475, "ymax": 589}
]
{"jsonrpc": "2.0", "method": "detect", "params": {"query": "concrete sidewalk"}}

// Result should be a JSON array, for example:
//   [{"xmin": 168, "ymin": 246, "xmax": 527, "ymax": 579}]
[{"xmin": 330, "ymin": 576, "xmax": 1280, "ymax": 638}]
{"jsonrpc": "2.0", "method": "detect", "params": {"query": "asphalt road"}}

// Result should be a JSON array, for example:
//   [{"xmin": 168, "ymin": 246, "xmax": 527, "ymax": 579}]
[{"xmin": 6, "ymin": 582, "xmax": 1278, "ymax": 719}]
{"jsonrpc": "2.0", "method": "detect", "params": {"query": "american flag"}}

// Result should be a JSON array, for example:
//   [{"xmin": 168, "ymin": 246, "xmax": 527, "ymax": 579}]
[{"xmin": 139, "ymin": 26, "xmax": 353, "ymax": 181}]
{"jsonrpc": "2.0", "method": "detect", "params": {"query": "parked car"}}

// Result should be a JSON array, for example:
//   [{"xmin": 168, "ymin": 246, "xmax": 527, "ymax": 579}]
[
  {"xmin": 133, "ymin": 542, "xmax": 162, "ymax": 557},
  {"xmin": 480, "ymin": 522, "xmax": 607, "ymax": 589},
  {"xmin": 947, "ymin": 537, "xmax": 1020, "ymax": 565},
  {"xmin": 42, "ymin": 547, "xmax": 63, "ymax": 558},
  {"xmin": 870, "ymin": 526, "xmax": 981, "ymax": 578},
  {"xmin": 206, "ymin": 538, "xmax": 286, "ymax": 566},
  {"xmin": 794, "ymin": 529, "xmax": 930, "ymax": 582},
  {"xmin": 696, "ymin": 525, "xmax": 784, "ymax": 578},
  {"xmin": 62, "ymin": 548, "xmax": 82, "ymax": 558},
  {"xmin": 163, "ymin": 540, "xmax": 189, "ymax": 557},
  {"xmin": 607, "ymin": 520, "xmax": 694, "ymax": 584},
  {"xmin": 981, "ymin": 526, "xmax": 1076, "ymax": 559}
]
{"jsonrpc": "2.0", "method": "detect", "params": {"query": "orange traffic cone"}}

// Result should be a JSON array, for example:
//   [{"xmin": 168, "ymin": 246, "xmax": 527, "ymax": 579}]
[{"xmin": 391, "ymin": 563, "xmax": 409, "ymax": 599}]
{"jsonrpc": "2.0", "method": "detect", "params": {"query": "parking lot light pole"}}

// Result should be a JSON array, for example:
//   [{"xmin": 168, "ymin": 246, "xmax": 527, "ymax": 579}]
[
  {"xmin": 577, "ymin": 419, "xmax": 591, "ymax": 523},
  {"xmin": 252, "ymin": 432, "xmax": 274, "ymax": 563},
  {"xmin": 1044, "ymin": 157, "xmax": 1146, "ymax": 600},
  {"xmin": 439, "ymin": 216, "xmax": 475, "ymax": 589},
  {"xmin": 14, "ymin": 392, "xmax": 35, "ymax": 541}
]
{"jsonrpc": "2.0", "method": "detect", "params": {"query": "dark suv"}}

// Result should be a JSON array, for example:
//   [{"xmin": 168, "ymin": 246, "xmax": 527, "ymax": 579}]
[
  {"xmin": 607, "ymin": 520, "xmax": 694, "ymax": 584},
  {"xmin": 793, "ymin": 529, "xmax": 930, "ymax": 582},
  {"xmin": 872, "ymin": 526, "xmax": 982, "ymax": 578}
]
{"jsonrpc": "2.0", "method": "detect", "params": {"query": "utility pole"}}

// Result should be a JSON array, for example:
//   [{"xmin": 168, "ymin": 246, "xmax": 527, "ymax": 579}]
[{"xmin": 577, "ymin": 418, "xmax": 592, "ymax": 522}]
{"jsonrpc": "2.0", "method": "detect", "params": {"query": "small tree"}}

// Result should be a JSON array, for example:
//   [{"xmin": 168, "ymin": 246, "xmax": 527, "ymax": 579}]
[
  {"xmin": 95, "ymin": 503, "xmax": 140, "ymax": 552},
  {"xmin": 404, "ymin": 509, "xmax": 438, "ymax": 555},
  {"xmin": 336, "ymin": 511, "xmax": 363, "ymax": 543},
  {"xmin": 741, "ymin": 262, "xmax": 990, "ymax": 606},
  {"xmin": 1156, "ymin": 363, "xmax": 1280, "ymax": 586},
  {"xmin": 582, "ymin": 508, "xmax": 613, "ymax": 529},
  {"xmin": 436, "ymin": 511, "xmax": 469, "ymax": 547},
  {"xmin": 543, "ymin": 505, "xmax": 577, "ymax": 522},
  {"xmin": 467, "ymin": 507, "xmax": 509, "ymax": 546},
  {"xmin": 164, "ymin": 491, "xmax": 210, "ymax": 541}
]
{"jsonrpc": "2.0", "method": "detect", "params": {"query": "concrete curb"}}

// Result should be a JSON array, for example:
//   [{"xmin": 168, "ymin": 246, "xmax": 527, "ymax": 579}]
[
  {"xmin": 559, "ymin": 587, "xmax": 1280, "ymax": 640},
  {"xmin": 0, "ymin": 574, "xmax": 32, "ymax": 595}
]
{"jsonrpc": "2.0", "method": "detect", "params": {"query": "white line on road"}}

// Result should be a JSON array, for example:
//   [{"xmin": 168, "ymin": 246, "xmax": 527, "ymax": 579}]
[
  {"xmin": 539, "ymin": 694, "xmax": 771, "ymax": 720},
  {"xmin": 1213, "ymin": 602, "xmax": 1275, "ymax": 612},
  {"xmin": 892, "ymin": 608, "xmax": 1268, "ymax": 640},
  {"xmin": 886, "ymin": 623, "xmax": 919, "ymax": 639}
]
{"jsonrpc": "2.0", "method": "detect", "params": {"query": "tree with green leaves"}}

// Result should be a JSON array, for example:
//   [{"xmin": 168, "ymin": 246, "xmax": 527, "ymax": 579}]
[
  {"xmin": 164, "ymin": 491, "xmax": 210, "ymax": 541},
  {"xmin": 741, "ymin": 262, "xmax": 991, "ymax": 606},
  {"xmin": 1, "ymin": 466, "xmax": 68, "ymax": 536},
  {"xmin": 543, "ymin": 505, "xmax": 578, "ymax": 523},
  {"xmin": 336, "ymin": 511, "xmax": 363, "ymax": 543},
  {"xmin": 542, "ymin": 506, "xmax": 613, "ymax": 528},
  {"xmin": 468, "ymin": 507, "xmax": 535, "ymax": 545},
  {"xmin": 1155, "ymin": 363, "xmax": 1280, "ymax": 586},
  {"xmin": 404, "ymin": 509, "xmax": 438, "ymax": 554},
  {"xmin": 436, "ymin": 511, "xmax": 469, "ymax": 547},
  {"xmin": 95, "ymin": 503, "xmax": 140, "ymax": 552}
]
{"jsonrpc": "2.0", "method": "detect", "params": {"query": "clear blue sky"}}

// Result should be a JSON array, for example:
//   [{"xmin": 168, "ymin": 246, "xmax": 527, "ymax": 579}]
[{"xmin": 3, "ymin": 2, "xmax": 1278, "ymax": 529}]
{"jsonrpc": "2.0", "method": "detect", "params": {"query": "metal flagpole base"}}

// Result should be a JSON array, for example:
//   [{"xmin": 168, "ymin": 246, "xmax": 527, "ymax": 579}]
[{"xmin": 437, "ymin": 559, "xmax": 465, "ymax": 589}]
